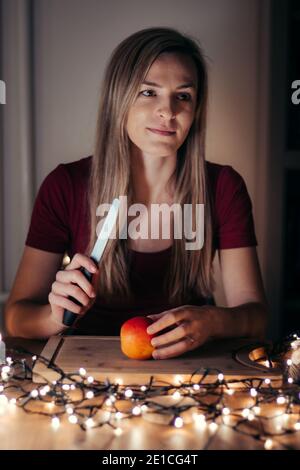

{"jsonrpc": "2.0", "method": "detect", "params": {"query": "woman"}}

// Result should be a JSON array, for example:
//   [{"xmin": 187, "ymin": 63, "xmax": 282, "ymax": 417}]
[{"xmin": 4, "ymin": 27, "xmax": 268, "ymax": 359}]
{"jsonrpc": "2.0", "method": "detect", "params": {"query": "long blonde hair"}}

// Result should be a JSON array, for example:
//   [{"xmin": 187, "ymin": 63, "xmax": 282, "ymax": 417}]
[{"xmin": 87, "ymin": 27, "xmax": 214, "ymax": 304}]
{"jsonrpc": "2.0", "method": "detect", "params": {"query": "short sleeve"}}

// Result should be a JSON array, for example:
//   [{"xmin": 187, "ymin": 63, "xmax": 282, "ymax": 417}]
[
  {"xmin": 25, "ymin": 164, "xmax": 73, "ymax": 253},
  {"xmin": 214, "ymin": 166, "xmax": 257, "ymax": 249}
]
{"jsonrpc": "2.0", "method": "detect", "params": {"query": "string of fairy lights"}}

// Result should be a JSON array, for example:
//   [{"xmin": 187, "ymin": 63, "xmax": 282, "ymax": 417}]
[{"xmin": 0, "ymin": 333, "xmax": 300, "ymax": 450}]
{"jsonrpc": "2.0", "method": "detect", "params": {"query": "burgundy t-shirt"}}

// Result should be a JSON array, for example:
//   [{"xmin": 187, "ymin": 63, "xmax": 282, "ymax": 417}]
[{"xmin": 25, "ymin": 156, "xmax": 257, "ymax": 335}]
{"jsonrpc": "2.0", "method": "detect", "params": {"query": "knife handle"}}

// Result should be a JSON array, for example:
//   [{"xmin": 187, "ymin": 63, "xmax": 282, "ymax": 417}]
[{"xmin": 62, "ymin": 266, "xmax": 93, "ymax": 327}]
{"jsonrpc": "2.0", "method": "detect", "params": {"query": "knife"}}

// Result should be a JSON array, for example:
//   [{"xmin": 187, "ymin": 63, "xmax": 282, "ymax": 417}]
[{"xmin": 62, "ymin": 198, "xmax": 120, "ymax": 327}]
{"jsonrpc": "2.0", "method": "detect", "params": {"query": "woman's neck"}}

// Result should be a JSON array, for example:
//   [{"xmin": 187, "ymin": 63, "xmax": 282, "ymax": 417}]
[{"xmin": 130, "ymin": 146, "xmax": 176, "ymax": 205}]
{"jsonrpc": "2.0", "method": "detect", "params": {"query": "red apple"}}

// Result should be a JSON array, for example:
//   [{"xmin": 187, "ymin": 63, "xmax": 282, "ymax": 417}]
[{"xmin": 120, "ymin": 316, "xmax": 155, "ymax": 360}]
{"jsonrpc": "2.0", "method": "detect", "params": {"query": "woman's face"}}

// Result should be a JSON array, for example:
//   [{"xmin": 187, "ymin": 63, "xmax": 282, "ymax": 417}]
[{"xmin": 126, "ymin": 52, "xmax": 198, "ymax": 157}]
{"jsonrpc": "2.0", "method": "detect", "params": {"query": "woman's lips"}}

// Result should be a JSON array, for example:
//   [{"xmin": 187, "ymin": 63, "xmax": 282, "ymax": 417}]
[{"xmin": 147, "ymin": 128, "xmax": 176, "ymax": 136}]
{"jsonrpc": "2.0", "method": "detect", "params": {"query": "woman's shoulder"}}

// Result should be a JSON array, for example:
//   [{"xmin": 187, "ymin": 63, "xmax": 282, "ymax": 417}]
[
  {"xmin": 205, "ymin": 160, "xmax": 247, "ymax": 197},
  {"xmin": 40, "ymin": 156, "xmax": 92, "ymax": 196},
  {"xmin": 26, "ymin": 156, "xmax": 93, "ymax": 254},
  {"xmin": 33, "ymin": 155, "xmax": 92, "ymax": 213},
  {"xmin": 205, "ymin": 160, "xmax": 257, "ymax": 249},
  {"xmin": 206, "ymin": 160, "xmax": 242, "ymax": 182},
  {"xmin": 54, "ymin": 155, "xmax": 92, "ymax": 181}
]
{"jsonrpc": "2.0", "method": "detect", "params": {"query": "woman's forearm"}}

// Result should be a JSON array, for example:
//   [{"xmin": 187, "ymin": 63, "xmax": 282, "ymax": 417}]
[
  {"xmin": 5, "ymin": 300, "xmax": 67, "ymax": 339},
  {"xmin": 210, "ymin": 302, "xmax": 268, "ymax": 341}
]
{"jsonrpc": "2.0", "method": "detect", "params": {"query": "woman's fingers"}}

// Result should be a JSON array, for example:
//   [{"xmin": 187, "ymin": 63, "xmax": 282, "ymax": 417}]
[
  {"xmin": 49, "ymin": 292, "xmax": 82, "ymax": 315},
  {"xmin": 146, "ymin": 306, "xmax": 213, "ymax": 359},
  {"xmin": 152, "ymin": 337, "xmax": 197, "ymax": 360},
  {"xmin": 66, "ymin": 253, "xmax": 98, "ymax": 274},
  {"xmin": 56, "ymin": 269, "xmax": 96, "ymax": 298},
  {"xmin": 52, "ymin": 281, "xmax": 92, "ymax": 306},
  {"xmin": 49, "ymin": 253, "xmax": 99, "ymax": 326},
  {"xmin": 146, "ymin": 313, "xmax": 165, "ymax": 321},
  {"xmin": 150, "ymin": 321, "xmax": 190, "ymax": 348},
  {"xmin": 48, "ymin": 253, "xmax": 99, "ymax": 323},
  {"xmin": 146, "ymin": 308, "xmax": 188, "ymax": 335}
]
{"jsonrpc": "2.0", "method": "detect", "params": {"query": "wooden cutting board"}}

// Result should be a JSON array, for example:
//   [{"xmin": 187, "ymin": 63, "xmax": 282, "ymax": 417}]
[{"xmin": 32, "ymin": 336, "xmax": 282, "ymax": 385}]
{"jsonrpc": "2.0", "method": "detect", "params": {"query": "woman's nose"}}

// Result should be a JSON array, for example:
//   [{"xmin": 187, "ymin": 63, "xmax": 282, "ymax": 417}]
[{"xmin": 156, "ymin": 98, "xmax": 176, "ymax": 120}]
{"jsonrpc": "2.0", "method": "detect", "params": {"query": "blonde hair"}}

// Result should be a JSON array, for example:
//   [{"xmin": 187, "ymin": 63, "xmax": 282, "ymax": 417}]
[{"xmin": 87, "ymin": 27, "xmax": 214, "ymax": 304}]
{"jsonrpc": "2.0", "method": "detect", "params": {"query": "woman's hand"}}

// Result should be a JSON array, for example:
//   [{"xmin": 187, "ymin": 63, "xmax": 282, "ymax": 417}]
[
  {"xmin": 146, "ymin": 305, "xmax": 215, "ymax": 359},
  {"xmin": 48, "ymin": 253, "xmax": 99, "ymax": 326}
]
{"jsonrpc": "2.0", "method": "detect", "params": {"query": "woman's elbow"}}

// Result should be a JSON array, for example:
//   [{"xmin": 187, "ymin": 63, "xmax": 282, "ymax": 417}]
[{"xmin": 4, "ymin": 300, "xmax": 18, "ymax": 337}]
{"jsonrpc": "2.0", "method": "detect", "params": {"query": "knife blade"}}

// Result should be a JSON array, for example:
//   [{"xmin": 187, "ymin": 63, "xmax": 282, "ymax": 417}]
[{"xmin": 62, "ymin": 198, "xmax": 120, "ymax": 327}]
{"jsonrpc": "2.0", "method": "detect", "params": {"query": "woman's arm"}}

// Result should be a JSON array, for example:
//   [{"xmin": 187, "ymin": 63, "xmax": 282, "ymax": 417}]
[
  {"xmin": 5, "ymin": 247, "xmax": 99, "ymax": 339},
  {"xmin": 4, "ymin": 247, "xmax": 66, "ymax": 338},
  {"xmin": 213, "ymin": 246, "xmax": 268, "ymax": 340},
  {"xmin": 147, "ymin": 247, "xmax": 269, "ymax": 359}
]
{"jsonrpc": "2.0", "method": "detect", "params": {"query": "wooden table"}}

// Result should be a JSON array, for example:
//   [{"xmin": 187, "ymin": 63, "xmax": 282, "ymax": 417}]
[{"xmin": 1, "ymin": 337, "xmax": 299, "ymax": 451}]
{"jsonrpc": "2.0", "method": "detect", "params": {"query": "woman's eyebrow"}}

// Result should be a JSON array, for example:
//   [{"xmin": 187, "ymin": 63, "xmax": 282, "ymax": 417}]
[{"xmin": 142, "ymin": 80, "xmax": 196, "ymax": 90}]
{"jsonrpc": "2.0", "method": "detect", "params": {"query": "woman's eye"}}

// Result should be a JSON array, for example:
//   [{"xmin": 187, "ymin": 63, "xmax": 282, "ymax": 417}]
[
  {"xmin": 139, "ymin": 90, "xmax": 192, "ymax": 101},
  {"xmin": 140, "ymin": 89, "xmax": 155, "ymax": 97},
  {"xmin": 178, "ymin": 93, "xmax": 191, "ymax": 101}
]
